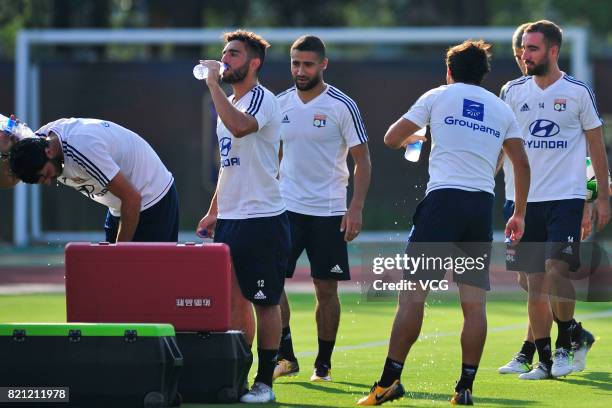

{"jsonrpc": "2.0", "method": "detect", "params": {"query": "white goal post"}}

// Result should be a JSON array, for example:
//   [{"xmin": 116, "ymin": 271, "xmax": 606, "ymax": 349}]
[{"xmin": 12, "ymin": 26, "xmax": 590, "ymax": 246}]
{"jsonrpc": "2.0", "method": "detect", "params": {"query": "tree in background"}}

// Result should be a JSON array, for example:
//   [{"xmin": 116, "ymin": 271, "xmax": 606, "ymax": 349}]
[{"xmin": 1, "ymin": 0, "xmax": 611, "ymax": 61}]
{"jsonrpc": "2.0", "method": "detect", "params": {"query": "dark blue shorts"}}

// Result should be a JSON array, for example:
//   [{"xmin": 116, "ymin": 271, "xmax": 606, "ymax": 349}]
[
  {"xmin": 504, "ymin": 199, "xmax": 583, "ymax": 272},
  {"xmin": 214, "ymin": 212, "xmax": 291, "ymax": 305},
  {"xmin": 104, "ymin": 181, "xmax": 179, "ymax": 243},
  {"xmin": 405, "ymin": 188, "xmax": 493, "ymax": 290},
  {"xmin": 285, "ymin": 211, "xmax": 350, "ymax": 281}
]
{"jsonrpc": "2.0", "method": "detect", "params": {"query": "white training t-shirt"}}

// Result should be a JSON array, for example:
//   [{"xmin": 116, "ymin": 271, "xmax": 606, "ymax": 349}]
[
  {"xmin": 278, "ymin": 85, "xmax": 368, "ymax": 216},
  {"xmin": 215, "ymin": 84, "xmax": 285, "ymax": 219},
  {"xmin": 37, "ymin": 118, "xmax": 173, "ymax": 217},
  {"xmin": 403, "ymin": 82, "xmax": 522, "ymax": 196},
  {"xmin": 501, "ymin": 73, "xmax": 603, "ymax": 202}
]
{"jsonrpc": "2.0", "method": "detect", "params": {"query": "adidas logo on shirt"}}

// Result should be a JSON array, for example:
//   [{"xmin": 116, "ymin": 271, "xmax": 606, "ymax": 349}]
[
  {"xmin": 520, "ymin": 103, "xmax": 530, "ymax": 112},
  {"xmin": 282, "ymin": 114, "xmax": 290, "ymax": 123},
  {"xmin": 562, "ymin": 246, "xmax": 573, "ymax": 255},
  {"xmin": 330, "ymin": 265, "xmax": 343, "ymax": 274},
  {"xmin": 254, "ymin": 290, "xmax": 267, "ymax": 300}
]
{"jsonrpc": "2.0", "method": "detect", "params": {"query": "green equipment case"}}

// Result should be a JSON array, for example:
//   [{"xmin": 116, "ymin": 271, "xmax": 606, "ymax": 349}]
[{"xmin": 0, "ymin": 323, "xmax": 182, "ymax": 407}]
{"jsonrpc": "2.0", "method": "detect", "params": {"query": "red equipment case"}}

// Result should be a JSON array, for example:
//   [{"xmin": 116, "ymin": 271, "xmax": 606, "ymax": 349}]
[{"xmin": 65, "ymin": 242, "xmax": 231, "ymax": 332}]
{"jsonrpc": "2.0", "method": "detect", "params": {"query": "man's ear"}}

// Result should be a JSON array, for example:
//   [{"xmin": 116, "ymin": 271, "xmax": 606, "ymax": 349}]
[
  {"xmin": 321, "ymin": 57, "xmax": 329, "ymax": 71},
  {"xmin": 550, "ymin": 44, "xmax": 560, "ymax": 60},
  {"xmin": 250, "ymin": 57, "xmax": 262, "ymax": 73},
  {"xmin": 44, "ymin": 144, "xmax": 53, "ymax": 160}
]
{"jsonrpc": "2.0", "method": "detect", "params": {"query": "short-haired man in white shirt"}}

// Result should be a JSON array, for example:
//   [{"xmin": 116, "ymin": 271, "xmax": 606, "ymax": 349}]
[
  {"xmin": 498, "ymin": 20, "xmax": 610, "ymax": 380},
  {"xmin": 358, "ymin": 40, "xmax": 530, "ymax": 406},
  {"xmin": 4, "ymin": 118, "xmax": 178, "ymax": 243},
  {"xmin": 196, "ymin": 30, "xmax": 290, "ymax": 404},
  {"xmin": 273, "ymin": 35, "xmax": 371, "ymax": 383}
]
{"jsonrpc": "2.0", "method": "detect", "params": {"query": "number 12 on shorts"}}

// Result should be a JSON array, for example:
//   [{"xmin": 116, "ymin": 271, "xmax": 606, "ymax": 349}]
[{"xmin": 257, "ymin": 280, "xmax": 265, "ymax": 287}]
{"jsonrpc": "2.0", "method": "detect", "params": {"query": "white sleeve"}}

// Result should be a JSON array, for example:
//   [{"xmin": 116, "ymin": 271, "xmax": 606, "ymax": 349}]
[
  {"xmin": 244, "ymin": 87, "xmax": 276, "ymax": 131},
  {"xmin": 499, "ymin": 84, "xmax": 508, "ymax": 100},
  {"xmin": 579, "ymin": 86, "xmax": 604, "ymax": 131},
  {"xmin": 61, "ymin": 134, "xmax": 120, "ymax": 187},
  {"xmin": 337, "ymin": 98, "xmax": 368, "ymax": 148},
  {"xmin": 504, "ymin": 112, "xmax": 523, "ymax": 141},
  {"xmin": 35, "ymin": 119, "xmax": 65, "ymax": 137},
  {"xmin": 402, "ymin": 88, "xmax": 439, "ymax": 128}
]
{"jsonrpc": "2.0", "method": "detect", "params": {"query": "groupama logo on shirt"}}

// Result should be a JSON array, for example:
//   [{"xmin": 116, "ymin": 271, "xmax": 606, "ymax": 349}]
[{"xmin": 462, "ymin": 99, "xmax": 484, "ymax": 122}]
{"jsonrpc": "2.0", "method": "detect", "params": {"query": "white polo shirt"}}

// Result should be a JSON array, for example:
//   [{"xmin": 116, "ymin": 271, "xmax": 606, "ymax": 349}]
[
  {"xmin": 278, "ymin": 84, "xmax": 368, "ymax": 216},
  {"xmin": 403, "ymin": 82, "xmax": 522, "ymax": 196},
  {"xmin": 501, "ymin": 73, "xmax": 603, "ymax": 202},
  {"xmin": 37, "ymin": 118, "xmax": 173, "ymax": 217},
  {"xmin": 215, "ymin": 84, "xmax": 285, "ymax": 219}
]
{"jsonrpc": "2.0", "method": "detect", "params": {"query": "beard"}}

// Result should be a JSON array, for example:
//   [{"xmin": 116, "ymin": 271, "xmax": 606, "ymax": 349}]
[
  {"xmin": 525, "ymin": 57, "xmax": 549, "ymax": 76},
  {"xmin": 50, "ymin": 156, "xmax": 63, "ymax": 177},
  {"xmin": 293, "ymin": 72, "xmax": 322, "ymax": 91},
  {"xmin": 222, "ymin": 61, "xmax": 249, "ymax": 84}
]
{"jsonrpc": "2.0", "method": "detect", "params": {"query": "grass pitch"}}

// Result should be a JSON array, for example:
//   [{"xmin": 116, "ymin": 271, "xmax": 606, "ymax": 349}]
[{"xmin": 1, "ymin": 292, "xmax": 610, "ymax": 407}]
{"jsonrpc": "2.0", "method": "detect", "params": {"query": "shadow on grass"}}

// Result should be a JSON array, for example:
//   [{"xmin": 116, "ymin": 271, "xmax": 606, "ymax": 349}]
[
  {"xmin": 184, "ymin": 402, "xmax": 346, "ymax": 408},
  {"xmin": 279, "ymin": 382, "xmax": 538, "ymax": 406},
  {"xmin": 561, "ymin": 371, "xmax": 612, "ymax": 392},
  {"xmin": 329, "ymin": 380, "xmax": 372, "ymax": 388},
  {"xmin": 407, "ymin": 391, "xmax": 537, "ymax": 406},
  {"xmin": 285, "ymin": 381, "xmax": 357, "ymax": 396}
]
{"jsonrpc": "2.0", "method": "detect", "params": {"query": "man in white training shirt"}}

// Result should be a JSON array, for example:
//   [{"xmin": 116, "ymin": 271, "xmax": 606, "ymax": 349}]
[
  {"xmin": 196, "ymin": 30, "xmax": 290, "ymax": 404},
  {"xmin": 5, "ymin": 118, "xmax": 178, "ymax": 242},
  {"xmin": 496, "ymin": 21, "xmax": 550, "ymax": 377},
  {"xmin": 358, "ymin": 40, "xmax": 530, "ymax": 406},
  {"xmin": 273, "ymin": 35, "xmax": 371, "ymax": 383},
  {"xmin": 498, "ymin": 20, "xmax": 610, "ymax": 380}
]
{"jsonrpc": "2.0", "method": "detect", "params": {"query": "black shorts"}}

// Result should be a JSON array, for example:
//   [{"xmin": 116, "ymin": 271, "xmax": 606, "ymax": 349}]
[
  {"xmin": 104, "ymin": 181, "xmax": 179, "ymax": 243},
  {"xmin": 405, "ymin": 189, "xmax": 493, "ymax": 290},
  {"xmin": 214, "ymin": 212, "xmax": 291, "ymax": 305},
  {"xmin": 504, "ymin": 199, "xmax": 583, "ymax": 273},
  {"xmin": 285, "ymin": 211, "xmax": 350, "ymax": 281}
]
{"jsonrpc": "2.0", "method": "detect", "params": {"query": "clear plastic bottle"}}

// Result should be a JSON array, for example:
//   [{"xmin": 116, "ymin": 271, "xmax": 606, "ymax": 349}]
[
  {"xmin": 193, "ymin": 62, "xmax": 226, "ymax": 80},
  {"xmin": 404, "ymin": 127, "xmax": 427, "ymax": 162},
  {"xmin": 1, "ymin": 113, "xmax": 35, "ymax": 140}
]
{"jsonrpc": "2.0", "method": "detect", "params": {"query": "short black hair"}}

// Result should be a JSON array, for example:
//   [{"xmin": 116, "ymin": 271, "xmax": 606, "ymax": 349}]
[
  {"xmin": 223, "ymin": 29, "xmax": 270, "ymax": 70},
  {"xmin": 446, "ymin": 40, "xmax": 492, "ymax": 85},
  {"xmin": 9, "ymin": 137, "xmax": 49, "ymax": 184},
  {"xmin": 513, "ymin": 23, "xmax": 531, "ymax": 49},
  {"xmin": 291, "ymin": 35, "xmax": 326, "ymax": 60},
  {"xmin": 524, "ymin": 20, "xmax": 562, "ymax": 50}
]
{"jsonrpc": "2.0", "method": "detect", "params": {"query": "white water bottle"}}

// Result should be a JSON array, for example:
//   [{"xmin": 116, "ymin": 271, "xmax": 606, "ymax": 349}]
[
  {"xmin": 404, "ymin": 127, "xmax": 427, "ymax": 162},
  {"xmin": 193, "ymin": 62, "xmax": 226, "ymax": 80},
  {"xmin": 1, "ymin": 113, "xmax": 35, "ymax": 140}
]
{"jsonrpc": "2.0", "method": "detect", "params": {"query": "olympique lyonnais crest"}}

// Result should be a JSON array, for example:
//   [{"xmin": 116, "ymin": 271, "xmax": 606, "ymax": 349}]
[
  {"xmin": 313, "ymin": 113, "xmax": 327, "ymax": 128},
  {"xmin": 554, "ymin": 98, "xmax": 567, "ymax": 112}
]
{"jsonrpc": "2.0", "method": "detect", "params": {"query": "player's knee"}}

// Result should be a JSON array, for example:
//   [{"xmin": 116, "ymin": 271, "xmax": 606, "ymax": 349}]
[
  {"xmin": 517, "ymin": 272, "xmax": 528, "ymax": 291},
  {"xmin": 313, "ymin": 279, "xmax": 338, "ymax": 302},
  {"xmin": 461, "ymin": 301, "xmax": 486, "ymax": 319},
  {"xmin": 253, "ymin": 303, "xmax": 280, "ymax": 321},
  {"xmin": 527, "ymin": 272, "xmax": 546, "ymax": 288}
]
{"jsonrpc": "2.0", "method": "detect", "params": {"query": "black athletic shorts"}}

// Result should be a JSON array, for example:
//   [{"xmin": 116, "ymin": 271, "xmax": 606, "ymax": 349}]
[
  {"xmin": 104, "ymin": 181, "xmax": 179, "ymax": 243},
  {"xmin": 504, "ymin": 199, "xmax": 583, "ymax": 273},
  {"xmin": 285, "ymin": 211, "xmax": 350, "ymax": 281},
  {"xmin": 214, "ymin": 212, "xmax": 291, "ymax": 305},
  {"xmin": 404, "ymin": 188, "xmax": 493, "ymax": 290}
]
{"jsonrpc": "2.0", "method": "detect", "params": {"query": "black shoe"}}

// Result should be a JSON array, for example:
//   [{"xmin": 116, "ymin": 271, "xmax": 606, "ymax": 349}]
[
  {"xmin": 451, "ymin": 389, "xmax": 473, "ymax": 405},
  {"xmin": 311, "ymin": 363, "xmax": 332, "ymax": 382}
]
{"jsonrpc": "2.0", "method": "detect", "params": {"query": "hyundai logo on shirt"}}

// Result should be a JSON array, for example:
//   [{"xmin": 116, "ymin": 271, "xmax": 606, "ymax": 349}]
[
  {"xmin": 220, "ymin": 137, "xmax": 232, "ymax": 157},
  {"xmin": 529, "ymin": 119, "xmax": 560, "ymax": 138}
]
